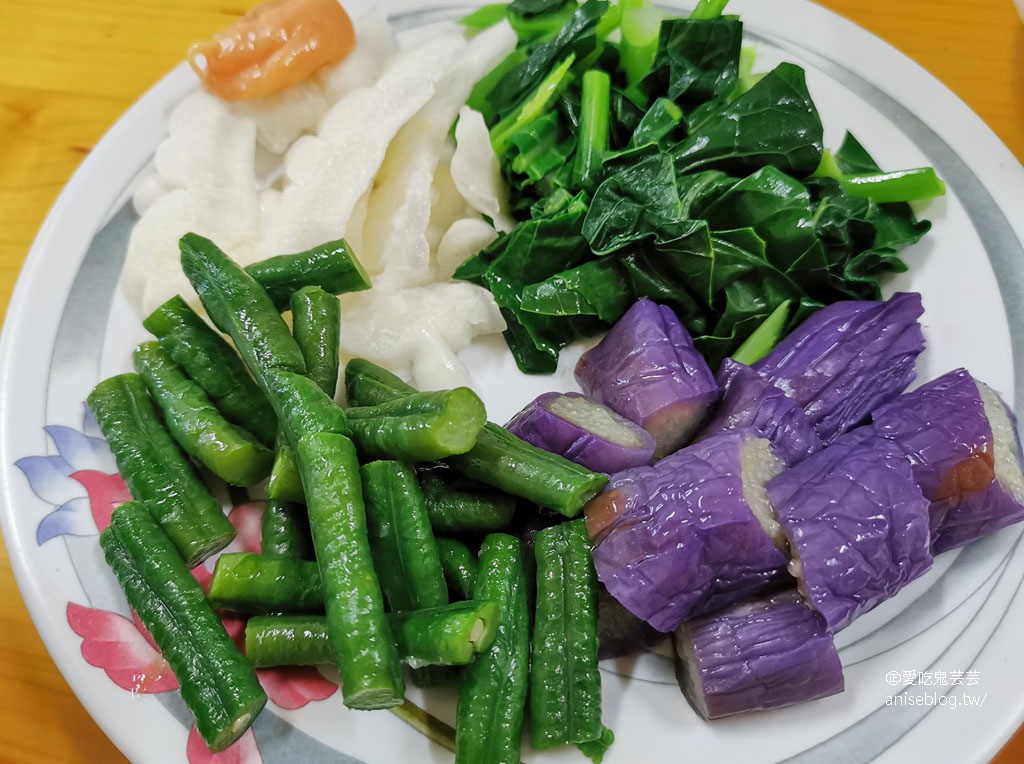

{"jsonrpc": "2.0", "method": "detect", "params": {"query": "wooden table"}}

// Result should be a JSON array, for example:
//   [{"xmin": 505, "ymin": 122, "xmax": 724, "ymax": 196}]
[{"xmin": 1, "ymin": 1, "xmax": 1023, "ymax": 762}]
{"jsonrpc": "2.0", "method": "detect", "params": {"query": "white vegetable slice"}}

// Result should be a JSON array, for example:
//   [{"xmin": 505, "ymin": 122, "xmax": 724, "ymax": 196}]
[
  {"xmin": 451, "ymin": 106, "xmax": 515, "ymax": 233},
  {"xmin": 261, "ymin": 34, "xmax": 466, "ymax": 258},
  {"xmin": 228, "ymin": 80, "xmax": 329, "ymax": 155},
  {"xmin": 318, "ymin": 13, "xmax": 396, "ymax": 104},
  {"xmin": 121, "ymin": 91, "xmax": 261, "ymax": 314},
  {"xmin": 338, "ymin": 282, "xmax": 506, "ymax": 389},
  {"xmin": 360, "ymin": 23, "xmax": 516, "ymax": 291},
  {"xmin": 435, "ymin": 218, "xmax": 499, "ymax": 280}
]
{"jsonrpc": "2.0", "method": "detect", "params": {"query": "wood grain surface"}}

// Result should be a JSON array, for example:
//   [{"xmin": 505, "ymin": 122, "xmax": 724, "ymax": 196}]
[{"xmin": 1, "ymin": 1, "xmax": 1023, "ymax": 762}]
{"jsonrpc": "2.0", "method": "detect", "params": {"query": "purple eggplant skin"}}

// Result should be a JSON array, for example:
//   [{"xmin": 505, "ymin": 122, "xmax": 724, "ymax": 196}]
[
  {"xmin": 586, "ymin": 430, "xmax": 788, "ymax": 633},
  {"xmin": 699, "ymin": 358, "xmax": 822, "ymax": 466},
  {"xmin": 673, "ymin": 590, "xmax": 844, "ymax": 720},
  {"xmin": 575, "ymin": 298, "xmax": 719, "ymax": 459},
  {"xmin": 866, "ymin": 368, "xmax": 1024, "ymax": 554},
  {"xmin": 504, "ymin": 391, "xmax": 657, "ymax": 474},
  {"xmin": 767, "ymin": 433, "xmax": 933, "ymax": 632},
  {"xmin": 752, "ymin": 292, "xmax": 925, "ymax": 445}
]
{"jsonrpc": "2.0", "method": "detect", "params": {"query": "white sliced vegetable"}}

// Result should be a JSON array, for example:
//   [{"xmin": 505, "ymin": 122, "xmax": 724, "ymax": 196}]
[
  {"xmin": 426, "ymin": 159, "xmax": 475, "ymax": 258},
  {"xmin": 228, "ymin": 80, "xmax": 329, "ymax": 155},
  {"xmin": 451, "ymin": 106, "xmax": 515, "ymax": 233},
  {"xmin": 318, "ymin": 13, "xmax": 396, "ymax": 104},
  {"xmin": 122, "ymin": 91, "xmax": 261, "ymax": 314},
  {"xmin": 262, "ymin": 34, "xmax": 466, "ymax": 258},
  {"xmin": 435, "ymin": 218, "xmax": 499, "ymax": 280},
  {"xmin": 131, "ymin": 170, "xmax": 176, "ymax": 217},
  {"xmin": 361, "ymin": 23, "xmax": 516, "ymax": 291},
  {"xmin": 338, "ymin": 282, "xmax": 506, "ymax": 389}
]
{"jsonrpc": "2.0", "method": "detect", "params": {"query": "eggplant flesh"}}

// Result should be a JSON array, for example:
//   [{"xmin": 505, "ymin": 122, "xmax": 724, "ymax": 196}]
[{"xmin": 505, "ymin": 391, "xmax": 656, "ymax": 474}]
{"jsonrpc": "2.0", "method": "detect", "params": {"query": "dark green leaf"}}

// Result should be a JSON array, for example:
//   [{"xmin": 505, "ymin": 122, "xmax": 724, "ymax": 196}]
[
  {"xmin": 644, "ymin": 17, "xmax": 742, "ymax": 107},
  {"xmin": 672, "ymin": 62, "xmax": 824, "ymax": 178}
]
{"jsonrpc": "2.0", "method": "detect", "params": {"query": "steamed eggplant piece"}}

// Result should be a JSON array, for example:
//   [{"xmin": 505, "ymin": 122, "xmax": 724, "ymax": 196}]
[
  {"xmin": 753, "ymin": 292, "xmax": 925, "ymax": 445},
  {"xmin": 505, "ymin": 391, "xmax": 657, "ymax": 473},
  {"xmin": 575, "ymin": 298, "xmax": 719, "ymax": 458},
  {"xmin": 674, "ymin": 590, "xmax": 844, "ymax": 720},
  {"xmin": 586, "ymin": 430, "xmax": 788, "ymax": 633},
  {"xmin": 767, "ymin": 434, "xmax": 932, "ymax": 632},
  {"xmin": 866, "ymin": 368, "xmax": 1024, "ymax": 553},
  {"xmin": 699, "ymin": 358, "xmax": 822, "ymax": 466}
]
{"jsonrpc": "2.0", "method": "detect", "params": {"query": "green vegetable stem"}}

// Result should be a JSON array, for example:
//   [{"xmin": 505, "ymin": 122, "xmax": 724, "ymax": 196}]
[
  {"xmin": 244, "ymin": 238, "xmax": 371, "ymax": 312},
  {"xmin": 142, "ymin": 295, "xmax": 277, "ymax": 447},
  {"xmin": 101, "ymin": 503, "xmax": 266, "ymax": 751},
  {"xmin": 87, "ymin": 374, "xmax": 235, "ymax": 567},
  {"xmin": 530, "ymin": 519, "xmax": 605, "ymax": 749},
  {"xmin": 455, "ymin": 534, "xmax": 531, "ymax": 764},
  {"xmin": 133, "ymin": 341, "xmax": 274, "ymax": 487},
  {"xmin": 571, "ymin": 69, "xmax": 611, "ymax": 190},
  {"xmin": 295, "ymin": 431, "xmax": 405, "ymax": 710}
]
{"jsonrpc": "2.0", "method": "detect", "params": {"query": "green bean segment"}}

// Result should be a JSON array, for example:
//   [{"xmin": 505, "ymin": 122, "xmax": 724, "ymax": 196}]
[
  {"xmin": 244, "ymin": 238, "xmax": 371, "ymax": 312},
  {"xmin": 436, "ymin": 537, "xmax": 480, "ymax": 601},
  {"xmin": 290, "ymin": 286, "xmax": 341, "ymax": 398},
  {"xmin": 530, "ymin": 519, "xmax": 604, "ymax": 749},
  {"xmin": 179, "ymin": 233, "xmax": 307, "ymax": 391},
  {"xmin": 133, "ymin": 341, "xmax": 273, "ymax": 486},
  {"xmin": 143, "ymin": 295, "xmax": 277, "ymax": 446},
  {"xmin": 419, "ymin": 467, "xmax": 516, "ymax": 532},
  {"xmin": 347, "ymin": 388, "xmax": 487, "ymax": 462},
  {"xmin": 87, "ymin": 373, "xmax": 234, "ymax": 567},
  {"xmin": 344, "ymin": 359, "xmax": 608, "ymax": 515},
  {"xmin": 209, "ymin": 553, "xmax": 323, "ymax": 613},
  {"xmin": 245, "ymin": 600, "xmax": 499, "ymax": 669},
  {"xmin": 455, "ymin": 534, "xmax": 530, "ymax": 764},
  {"xmin": 296, "ymin": 431, "xmax": 404, "ymax": 709},
  {"xmin": 101, "ymin": 503, "xmax": 266, "ymax": 751},
  {"xmin": 267, "ymin": 440, "xmax": 306, "ymax": 502},
  {"xmin": 260, "ymin": 498, "xmax": 313, "ymax": 559}
]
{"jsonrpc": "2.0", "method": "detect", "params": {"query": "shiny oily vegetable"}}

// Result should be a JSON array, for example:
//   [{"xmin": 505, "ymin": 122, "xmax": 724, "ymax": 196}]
[
  {"xmin": 244, "ymin": 601, "xmax": 500, "ymax": 669},
  {"xmin": 260, "ymin": 498, "xmax": 314, "ymax": 559},
  {"xmin": 142, "ymin": 295, "xmax": 278, "ymax": 447},
  {"xmin": 347, "ymin": 389, "xmax": 488, "ymax": 462},
  {"xmin": 295, "ymin": 430, "xmax": 405, "ymax": 709},
  {"xmin": 344, "ymin": 359, "xmax": 608, "ymax": 516},
  {"xmin": 179, "ymin": 232, "xmax": 307, "ymax": 392},
  {"xmin": 208, "ymin": 553, "xmax": 324, "ymax": 614},
  {"xmin": 133, "ymin": 341, "xmax": 274, "ymax": 487},
  {"xmin": 290, "ymin": 285, "xmax": 341, "ymax": 399},
  {"xmin": 244, "ymin": 237, "xmax": 371, "ymax": 312},
  {"xmin": 362, "ymin": 460, "xmax": 451, "ymax": 686},
  {"xmin": 530, "ymin": 519, "xmax": 604, "ymax": 749},
  {"xmin": 87, "ymin": 373, "xmax": 235, "ymax": 567},
  {"xmin": 436, "ymin": 537, "xmax": 481, "ymax": 601},
  {"xmin": 419, "ymin": 467, "xmax": 517, "ymax": 533},
  {"xmin": 101, "ymin": 503, "xmax": 266, "ymax": 751},
  {"xmin": 455, "ymin": 533, "xmax": 530, "ymax": 764}
]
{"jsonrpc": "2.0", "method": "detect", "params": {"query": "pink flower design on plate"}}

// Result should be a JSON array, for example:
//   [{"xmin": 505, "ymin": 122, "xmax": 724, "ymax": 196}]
[
  {"xmin": 63, "ymin": 494, "xmax": 339, "ymax": 763},
  {"xmin": 16, "ymin": 405, "xmax": 130, "ymax": 543}
]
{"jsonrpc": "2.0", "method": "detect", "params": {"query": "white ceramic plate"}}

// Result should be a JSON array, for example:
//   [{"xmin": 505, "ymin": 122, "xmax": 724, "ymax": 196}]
[{"xmin": 4, "ymin": 1, "xmax": 1024, "ymax": 762}]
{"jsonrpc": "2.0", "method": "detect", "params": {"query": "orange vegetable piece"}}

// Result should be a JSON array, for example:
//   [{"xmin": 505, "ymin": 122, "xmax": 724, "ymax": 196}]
[{"xmin": 187, "ymin": 0, "xmax": 356, "ymax": 102}]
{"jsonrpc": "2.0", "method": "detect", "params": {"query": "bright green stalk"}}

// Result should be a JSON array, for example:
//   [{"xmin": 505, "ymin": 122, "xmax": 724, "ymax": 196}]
[{"xmin": 571, "ymin": 69, "xmax": 611, "ymax": 189}]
